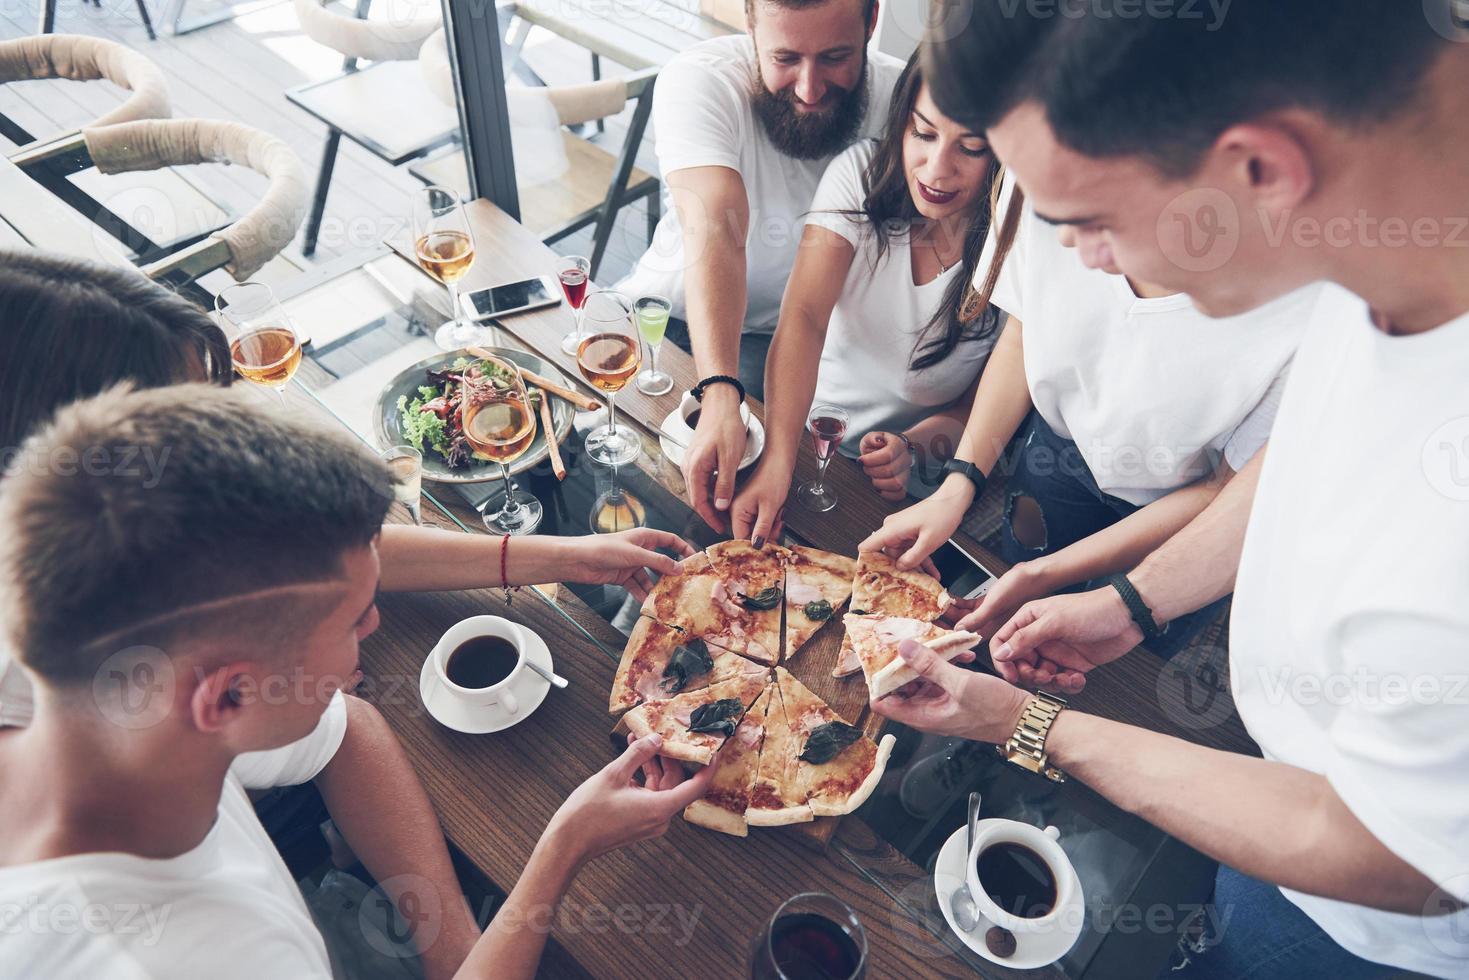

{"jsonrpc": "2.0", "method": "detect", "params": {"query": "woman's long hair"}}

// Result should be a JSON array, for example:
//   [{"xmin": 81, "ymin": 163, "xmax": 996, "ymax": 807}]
[
  {"xmin": 0, "ymin": 251, "xmax": 231, "ymax": 451},
  {"xmin": 838, "ymin": 53, "xmax": 1021, "ymax": 370}
]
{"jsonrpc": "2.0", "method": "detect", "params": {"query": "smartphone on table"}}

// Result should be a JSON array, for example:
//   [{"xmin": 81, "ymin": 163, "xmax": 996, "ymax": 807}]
[{"xmin": 460, "ymin": 276, "xmax": 561, "ymax": 321}]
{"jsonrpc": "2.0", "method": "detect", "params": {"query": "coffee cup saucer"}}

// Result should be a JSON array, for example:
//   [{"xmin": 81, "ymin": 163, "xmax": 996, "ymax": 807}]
[
  {"xmin": 657, "ymin": 408, "xmax": 764, "ymax": 471},
  {"xmin": 419, "ymin": 625, "xmax": 554, "ymax": 734},
  {"xmin": 933, "ymin": 821, "xmax": 1085, "ymax": 969}
]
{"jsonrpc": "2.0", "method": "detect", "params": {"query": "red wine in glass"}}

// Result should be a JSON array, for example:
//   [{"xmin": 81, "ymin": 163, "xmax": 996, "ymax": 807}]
[
  {"xmin": 557, "ymin": 255, "xmax": 592, "ymax": 355},
  {"xmin": 796, "ymin": 405, "xmax": 849, "ymax": 513},
  {"xmin": 750, "ymin": 894, "xmax": 867, "ymax": 980},
  {"xmin": 558, "ymin": 268, "xmax": 588, "ymax": 309}
]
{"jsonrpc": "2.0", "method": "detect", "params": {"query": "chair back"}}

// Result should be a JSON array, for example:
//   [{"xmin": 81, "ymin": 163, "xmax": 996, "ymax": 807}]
[
  {"xmin": 293, "ymin": 0, "xmax": 441, "ymax": 62},
  {"xmin": 0, "ymin": 35, "xmax": 169, "ymax": 128}
]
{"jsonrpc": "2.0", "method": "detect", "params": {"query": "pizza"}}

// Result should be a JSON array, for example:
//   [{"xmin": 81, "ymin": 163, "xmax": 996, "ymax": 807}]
[
  {"xmin": 842, "ymin": 613, "xmax": 980, "ymax": 700},
  {"xmin": 683, "ymin": 685, "xmax": 773, "ymax": 837},
  {"xmin": 700, "ymin": 539, "xmax": 790, "ymax": 665},
  {"xmin": 611, "ymin": 620, "xmax": 770, "ymax": 714},
  {"xmin": 775, "ymin": 667, "xmax": 894, "ymax": 817},
  {"xmin": 783, "ymin": 545, "xmax": 857, "ymax": 659},
  {"xmin": 745, "ymin": 681, "xmax": 815, "ymax": 827},
  {"xmin": 835, "ymin": 552, "xmax": 952, "ymax": 677},
  {"xmin": 622, "ymin": 672, "xmax": 769, "ymax": 765}
]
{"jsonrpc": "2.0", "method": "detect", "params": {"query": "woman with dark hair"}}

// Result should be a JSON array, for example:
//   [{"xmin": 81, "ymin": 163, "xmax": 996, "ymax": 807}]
[
  {"xmin": 733, "ymin": 54, "xmax": 1015, "ymax": 542},
  {"xmin": 0, "ymin": 251, "xmax": 695, "ymax": 729}
]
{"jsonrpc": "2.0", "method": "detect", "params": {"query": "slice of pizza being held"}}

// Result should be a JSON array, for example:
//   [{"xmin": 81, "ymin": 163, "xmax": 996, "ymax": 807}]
[
  {"xmin": 611, "ymin": 622, "xmax": 770, "ymax": 714},
  {"xmin": 783, "ymin": 545, "xmax": 856, "ymax": 660},
  {"xmin": 684, "ymin": 685, "xmax": 773, "ymax": 837},
  {"xmin": 622, "ymin": 672, "xmax": 770, "ymax": 766},
  {"xmin": 843, "ymin": 613, "xmax": 980, "ymax": 700},
  {"xmin": 776, "ymin": 667, "xmax": 894, "ymax": 818},
  {"xmin": 835, "ymin": 552, "xmax": 953, "ymax": 677}
]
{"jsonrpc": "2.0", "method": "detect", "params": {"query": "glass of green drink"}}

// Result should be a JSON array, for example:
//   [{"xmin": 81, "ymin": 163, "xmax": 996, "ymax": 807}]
[{"xmin": 633, "ymin": 294, "xmax": 674, "ymax": 396}]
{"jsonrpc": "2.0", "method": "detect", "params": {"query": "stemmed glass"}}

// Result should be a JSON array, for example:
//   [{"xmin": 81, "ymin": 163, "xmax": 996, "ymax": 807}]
[
  {"xmin": 556, "ymin": 254, "xmax": 592, "ymax": 355},
  {"xmin": 576, "ymin": 289, "xmax": 643, "ymax": 467},
  {"xmin": 460, "ymin": 354, "xmax": 543, "ymax": 535},
  {"xmin": 633, "ymin": 294, "xmax": 674, "ymax": 396},
  {"xmin": 749, "ymin": 892, "xmax": 867, "ymax": 980},
  {"xmin": 795, "ymin": 404, "xmax": 848, "ymax": 512},
  {"xmin": 215, "ymin": 281, "xmax": 303, "ymax": 402},
  {"xmin": 380, "ymin": 445, "xmax": 424, "ymax": 526},
  {"xmin": 411, "ymin": 185, "xmax": 484, "ymax": 351}
]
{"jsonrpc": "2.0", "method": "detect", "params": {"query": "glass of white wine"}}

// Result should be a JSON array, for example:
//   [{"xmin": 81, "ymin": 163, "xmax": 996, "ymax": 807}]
[
  {"xmin": 576, "ymin": 289, "xmax": 642, "ymax": 467},
  {"xmin": 380, "ymin": 445, "xmax": 424, "ymax": 526},
  {"xmin": 215, "ymin": 281, "xmax": 303, "ymax": 402},
  {"xmin": 411, "ymin": 185, "xmax": 484, "ymax": 351},
  {"xmin": 461, "ymin": 355, "xmax": 543, "ymax": 535}
]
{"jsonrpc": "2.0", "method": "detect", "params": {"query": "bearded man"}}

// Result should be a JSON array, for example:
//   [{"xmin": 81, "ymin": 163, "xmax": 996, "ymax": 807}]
[{"xmin": 618, "ymin": 0, "xmax": 902, "ymax": 532}]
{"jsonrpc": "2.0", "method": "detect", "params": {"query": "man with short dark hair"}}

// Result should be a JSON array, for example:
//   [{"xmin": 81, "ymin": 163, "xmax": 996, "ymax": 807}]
[
  {"xmin": 0, "ymin": 385, "xmax": 710, "ymax": 978},
  {"xmin": 873, "ymin": 5, "xmax": 1469, "ymax": 978},
  {"xmin": 618, "ymin": 0, "xmax": 903, "ymax": 533}
]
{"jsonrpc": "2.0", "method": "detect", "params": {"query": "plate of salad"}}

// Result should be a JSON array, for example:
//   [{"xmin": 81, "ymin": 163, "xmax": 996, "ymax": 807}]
[{"xmin": 373, "ymin": 347, "xmax": 575, "ymax": 484}]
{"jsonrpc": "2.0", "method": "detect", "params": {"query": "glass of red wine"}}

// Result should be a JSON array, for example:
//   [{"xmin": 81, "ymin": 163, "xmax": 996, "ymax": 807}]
[
  {"xmin": 750, "ymin": 892, "xmax": 867, "ymax": 980},
  {"xmin": 796, "ymin": 404, "xmax": 848, "ymax": 513},
  {"xmin": 556, "ymin": 254, "xmax": 592, "ymax": 355}
]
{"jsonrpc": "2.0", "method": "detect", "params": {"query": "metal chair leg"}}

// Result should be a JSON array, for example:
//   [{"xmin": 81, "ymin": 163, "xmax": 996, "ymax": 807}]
[
  {"xmin": 591, "ymin": 53, "xmax": 604, "ymax": 134},
  {"xmin": 646, "ymin": 186, "xmax": 660, "ymax": 244},
  {"xmin": 302, "ymin": 129, "xmax": 342, "ymax": 257},
  {"xmin": 135, "ymin": 0, "xmax": 158, "ymax": 39}
]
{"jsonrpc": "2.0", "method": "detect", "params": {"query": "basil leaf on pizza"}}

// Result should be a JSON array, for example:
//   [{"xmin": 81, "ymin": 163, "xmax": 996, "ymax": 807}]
[
  {"xmin": 660, "ymin": 638, "xmax": 714, "ymax": 694},
  {"xmin": 800, "ymin": 721, "xmax": 863, "ymax": 764},
  {"xmin": 803, "ymin": 599, "xmax": 833, "ymax": 621},
  {"xmin": 688, "ymin": 698, "xmax": 745, "ymax": 737},
  {"xmin": 737, "ymin": 586, "xmax": 782, "ymax": 611}
]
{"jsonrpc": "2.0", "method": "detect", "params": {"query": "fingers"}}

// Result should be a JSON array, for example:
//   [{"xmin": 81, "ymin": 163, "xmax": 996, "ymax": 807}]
[
  {"xmin": 859, "ymin": 520, "xmax": 911, "ymax": 555},
  {"xmin": 897, "ymin": 530, "xmax": 940, "ymax": 571},
  {"xmin": 858, "ymin": 431, "xmax": 887, "ymax": 455},
  {"xmin": 748, "ymin": 499, "xmax": 776, "ymax": 550},
  {"xmin": 685, "ymin": 448, "xmax": 726, "ymax": 533},
  {"xmin": 729, "ymin": 493, "xmax": 758, "ymax": 541},
  {"xmin": 870, "ymin": 477, "xmax": 906, "ymax": 500},
  {"xmin": 630, "ymin": 528, "xmax": 697, "ymax": 560},
  {"xmin": 627, "ymin": 569, "xmax": 654, "ymax": 600},
  {"xmin": 712, "ymin": 444, "xmax": 737, "ymax": 519},
  {"xmin": 610, "ymin": 733, "xmax": 664, "ymax": 782},
  {"xmin": 860, "ymin": 453, "xmax": 905, "ymax": 479},
  {"xmin": 917, "ymin": 556, "xmax": 941, "ymax": 580},
  {"xmin": 990, "ymin": 603, "xmax": 1041, "ymax": 658},
  {"xmin": 659, "ymin": 758, "xmax": 716, "ymax": 809},
  {"xmin": 895, "ymin": 638, "xmax": 968, "ymax": 692}
]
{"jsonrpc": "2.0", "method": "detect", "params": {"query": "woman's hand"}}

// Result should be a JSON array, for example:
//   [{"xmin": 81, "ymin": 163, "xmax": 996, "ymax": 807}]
[
  {"xmin": 955, "ymin": 560, "xmax": 1057, "ymax": 641},
  {"xmin": 857, "ymin": 431, "xmax": 913, "ymax": 502},
  {"xmin": 559, "ymin": 529, "xmax": 696, "ymax": 600},
  {"xmin": 543, "ymin": 734, "xmax": 715, "ymax": 866},
  {"xmin": 730, "ymin": 456, "xmax": 793, "ymax": 547},
  {"xmin": 859, "ymin": 487, "xmax": 970, "ymax": 570},
  {"xmin": 988, "ymin": 587, "xmax": 1143, "ymax": 693}
]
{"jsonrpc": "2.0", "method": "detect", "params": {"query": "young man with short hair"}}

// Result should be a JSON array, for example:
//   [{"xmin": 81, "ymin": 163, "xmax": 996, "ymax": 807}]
[
  {"xmin": 0, "ymin": 386, "xmax": 710, "ymax": 979},
  {"xmin": 618, "ymin": 0, "xmax": 903, "ymax": 532},
  {"xmin": 874, "ymin": 5, "xmax": 1469, "ymax": 978}
]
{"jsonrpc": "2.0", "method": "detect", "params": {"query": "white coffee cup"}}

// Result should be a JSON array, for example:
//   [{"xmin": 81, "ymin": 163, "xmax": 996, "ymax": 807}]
[
  {"xmin": 966, "ymin": 821, "xmax": 1080, "ymax": 937},
  {"xmin": 428, "ymin": 616, "xmax": 526, "ymax": 716},
  {"xmin": 667, "ymin": 391, "xmax": 751, "ymax": 443}
]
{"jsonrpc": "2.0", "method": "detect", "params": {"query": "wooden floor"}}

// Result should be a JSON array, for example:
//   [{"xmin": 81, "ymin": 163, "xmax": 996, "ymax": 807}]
[{"xmin": 0, "ymin": 0, "xmax": 658, "ymax": 288}]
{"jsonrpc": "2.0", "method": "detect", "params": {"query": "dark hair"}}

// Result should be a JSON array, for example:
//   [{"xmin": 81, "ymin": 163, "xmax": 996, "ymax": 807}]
[
  {"xmin": 0, "ymin": 384, "xmax": 391, "ymax": 684},
  {"xmin": 745, "ymin": 0, "xmax": 876, "ymax": 28},
  {"xmin": 840, "ymin": 53, "xmax": 1004, "ymax": 369},
  {"xmin": 924, "ymin": 2, "xmax": 1447, "ymax": 176},
  {"xmin": 0, "ymin": 251, "xmax": 231, "ymax": 452}
]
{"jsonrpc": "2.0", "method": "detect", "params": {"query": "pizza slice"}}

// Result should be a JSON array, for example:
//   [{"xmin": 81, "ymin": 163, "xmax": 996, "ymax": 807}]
[
  {"xmin": 683, "ymin": 684, "xmax": 774, "ymax": 837},
  {"xmin": 611, "ymin": 622, "xmax": 770, "ymax": 714},
  {"xmin": 775, "ymin": 667, "xmax": 894, "ymax": 818},
  {"xmin": 700, "ymin": 539, "xmax": 792, "ymax": 665},
  {"xmin": 783, "ymin": 545, "xmax": 857, "ymax": 659},
  {"xmin": 843, "ymin": 613, "xmax": 980, "ymax": 700},
  {"xmin": 851, "ymin": 551, "xmax": 952, "ymax": 621},
  {"xmin": 745, "ymin": 681, "xmax": 814, "ymax": 827},
  {"xmin": 622, "ymin": 672, "xmax": 770, "ymax": 766}
]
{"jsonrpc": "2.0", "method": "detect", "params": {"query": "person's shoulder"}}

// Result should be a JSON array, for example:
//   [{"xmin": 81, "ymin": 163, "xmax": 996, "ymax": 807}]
[
  {"xmin": 868, "ymin": 48, "xmax": 906, "ymax": 87},
  {"xmin": 830, "ymin": 138, "xmax": 879, "ymax": 178},
  {"xmin": 665, "ymin": 35, "xmax": 756, "ymax": 84}
]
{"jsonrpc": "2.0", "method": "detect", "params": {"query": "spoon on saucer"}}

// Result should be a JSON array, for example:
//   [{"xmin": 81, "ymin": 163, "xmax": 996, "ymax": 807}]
[
  {"xmin": 524, "ymin": 660, "xmax": 568, "ymax": 689},
  {"xmin": 951, "ymin": 791, "xmax": 983, "ymax": 932}
]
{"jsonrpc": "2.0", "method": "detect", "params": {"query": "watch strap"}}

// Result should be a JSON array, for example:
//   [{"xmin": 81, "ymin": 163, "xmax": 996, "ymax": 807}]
[
  {"xmin": 943, "ymin": 457, "xmax": 987, "ymax": 496},
  {"xmin": 995, "ymin": 692, "xmax": 1067, "ymax": 783},
  {"xmin": 1108, "ymin": 573, "xmax": 1167, "ymax": 641}
]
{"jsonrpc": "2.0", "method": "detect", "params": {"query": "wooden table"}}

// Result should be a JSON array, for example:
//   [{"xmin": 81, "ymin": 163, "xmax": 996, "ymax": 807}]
[
  {"xmin": 283, "ymin": 199, "xmax": 1260, "ymax": 979},
  {"xmin": 505, "ymin": 0, "xmax": 737, "ymax": 73},
  {"xmin": 0, "ymin": 154, "xmax": 132, "ymax": 267}
]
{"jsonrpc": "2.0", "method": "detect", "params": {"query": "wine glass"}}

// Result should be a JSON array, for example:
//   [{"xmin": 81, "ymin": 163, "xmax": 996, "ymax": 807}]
[
  {"xmin": 589, "ymin": 458, "xmax": 647, "ymax": 534},
  {"xmin": 633, "ymin": 294, "xmax": 674, "ymax": 396},
  {"xmin": 460, "ymin": 355, "xmax": 543, "ymax": 535},
  {"xmin": 411, "ymin": 185, "xmax": 485, "ymax": 351},
  {"xmin": 795, "ymin": 404, "xmax": 848, "ymax": 513},
  {"xmin": 576, "ymin": 289, "xmax": 642, "ymax": 467},
  {"xmin": 215, "ymin": 281, "xmax": 303, "ymax": 402},
  {"xmin": 749, "ymin": 892, "xmax": 867, "ymax": 980},
  {"xmin": 556, "ymin": 254, "xmax": 592, "ymax": 355},
  {"xmin": 380, "ymin": 445, "xmax": 424, "ymax": 526}
]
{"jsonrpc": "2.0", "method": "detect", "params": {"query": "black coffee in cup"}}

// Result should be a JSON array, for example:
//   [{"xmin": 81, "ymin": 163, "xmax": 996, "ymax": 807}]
[
  {"xmin": 445, "ymin": 636, "xmax": 518, "ymax": 689},
  {"xmin": 975, "ymin": 841, "xmax": 1058, "ymax": 919}
]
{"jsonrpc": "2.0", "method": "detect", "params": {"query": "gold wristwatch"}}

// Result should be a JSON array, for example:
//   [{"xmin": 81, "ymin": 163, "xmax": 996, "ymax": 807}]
[{"xmin": 995, "ymin": 692, "xmax": 1068, "ymax": 782}]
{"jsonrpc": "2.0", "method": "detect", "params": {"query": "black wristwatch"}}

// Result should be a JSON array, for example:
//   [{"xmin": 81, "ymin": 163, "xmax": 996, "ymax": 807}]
[
  {"xmin": 1108, "ymin": 574, "xmax": 1169, "ymax": 641},
  {"xmin": 942, "ymin": 457, "xmax": 987, "ymax": 496}
]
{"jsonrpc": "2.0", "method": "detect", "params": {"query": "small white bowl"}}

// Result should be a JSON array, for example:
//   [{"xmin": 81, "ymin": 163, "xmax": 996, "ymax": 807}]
[{"xmin": 659, "ymin": 391, "xmax": 764, "ymax": 470}]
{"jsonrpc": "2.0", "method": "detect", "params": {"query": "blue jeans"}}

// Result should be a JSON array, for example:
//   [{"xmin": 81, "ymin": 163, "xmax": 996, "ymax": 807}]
[
  {"xmin": 1160, "ymin": 866, "xmax": 1398, "ymax": 980},
  {"xmin": 997, "ymin": 413, "xmax": 1224, "ymax": 658}
]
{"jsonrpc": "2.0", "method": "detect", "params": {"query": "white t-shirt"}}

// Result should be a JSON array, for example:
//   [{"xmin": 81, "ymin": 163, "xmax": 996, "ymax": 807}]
[
  {"xmin": 618, "ymin": 35, "xmax": 904, "ymax": 333},
  {"xmin": 980, "ymin": 187, "xmax": 1312, "ymax": 505},
  {"xmin": 1229, "ymin": 283, "xmax": 1469, "ymax": 978},
  {"xmin": 0, "ymin": 692, "xmax": 348, "ymax": 979},
  {"xmin": 804, "ymin": 140, "xmax": 996, "ymax": 456}
]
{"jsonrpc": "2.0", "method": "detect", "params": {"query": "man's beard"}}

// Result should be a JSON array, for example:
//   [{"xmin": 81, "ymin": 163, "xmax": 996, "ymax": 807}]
[{"xmin": 750, "ymin": 54, "xmax": 869, "ymax": 161}]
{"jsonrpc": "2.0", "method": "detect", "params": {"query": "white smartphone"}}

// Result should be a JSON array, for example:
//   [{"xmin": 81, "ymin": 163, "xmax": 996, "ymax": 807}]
[
  {"xmin": 460, "ymin": 275, "xmax": 561, "ymax": 321},
  {"xmin": 929, "ymin": 538, "xmax": 1001, "ymax": 601}
]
